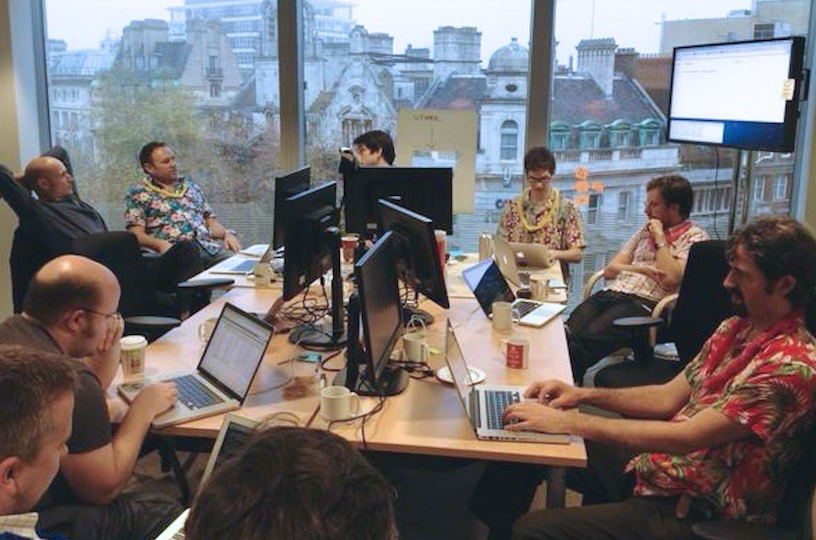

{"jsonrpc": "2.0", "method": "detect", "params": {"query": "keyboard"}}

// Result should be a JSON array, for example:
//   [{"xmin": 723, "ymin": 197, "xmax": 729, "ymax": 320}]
[
  {"xmin": 173, "ymin": 374, "xmax": 223, "ymax": 409},
  {"xmin": 513, "ymin": 300, "xmax": 540, "ymax": 318},
  {"xmin": 228, "ymin": 259, "xmax": 256, "ymax": 273},
  {"xmin": 485, "ymin": 389, "xmax": 521, "ymax": 430}
]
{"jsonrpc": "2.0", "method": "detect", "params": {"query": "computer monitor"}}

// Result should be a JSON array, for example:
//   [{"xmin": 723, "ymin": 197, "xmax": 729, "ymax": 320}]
[
  {"xmin": 344, "ymin": 166, "xmax": 453, "ymax": 237},
  {"xmin": 378, "ymin": 199, "xmax": 450, "ymax": 310},
  {"xmin": 272, "ymin": 166, "xmax": 310, "ymax": 250},
  {"xmin": 667, "ymin": 36, "xmax": 805, "ymax": 153},
  {"xmin": 282, "ymin": 181, "xmax": 346, "ymax": 347},
  {"xmin": 348, "ymin": 231, "xmax": 409, "ymax": 396}
]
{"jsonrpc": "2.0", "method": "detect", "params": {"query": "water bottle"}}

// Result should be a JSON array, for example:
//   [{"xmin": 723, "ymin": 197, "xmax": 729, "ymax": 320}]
[{"xmin": 478, "ymin": 232, "xmax": 494, "ymax": 261}]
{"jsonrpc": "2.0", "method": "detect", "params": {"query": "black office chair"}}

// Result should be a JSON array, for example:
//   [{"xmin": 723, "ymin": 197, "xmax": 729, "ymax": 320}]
[
  {"xmin": 71, "ymin": 231, "xmax": 233, "ymax": 341},
  {"xmin": 593, "ymin": 240, "xmax": 733, "ymax": 388}
]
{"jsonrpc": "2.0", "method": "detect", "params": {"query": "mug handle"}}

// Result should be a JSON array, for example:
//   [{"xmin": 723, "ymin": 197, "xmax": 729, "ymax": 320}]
[{"xmin": 349, "ymin": 392, "xmax": 361, "ymax": 416}]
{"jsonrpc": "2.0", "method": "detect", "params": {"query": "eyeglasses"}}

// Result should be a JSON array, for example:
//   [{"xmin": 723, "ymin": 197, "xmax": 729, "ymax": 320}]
[
  {"xmin": 81, "ymin": 308, "xmax": 123, "ymax": 322},
  {"xmin": 527, "ymin": 173, "xmax": 553, "ymax": 183}
]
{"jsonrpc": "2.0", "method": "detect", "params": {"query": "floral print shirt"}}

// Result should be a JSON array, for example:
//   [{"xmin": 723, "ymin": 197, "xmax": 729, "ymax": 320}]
[
  {"xmin": 497, "ymin": 189, "xmax": 585, "ymax": 252},
  {"xmin": 124, "ymin": 179, "xmax": 221, "ymax": 254},
  {"xmin": 629, "ymin": 314, "xmax": 816, "ymax": 524}
]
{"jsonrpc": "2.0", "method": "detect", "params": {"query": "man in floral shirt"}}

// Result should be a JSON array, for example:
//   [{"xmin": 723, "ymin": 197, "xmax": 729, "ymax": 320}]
[
  {"xmin": 124, "ymin": 142, "xmax": 241, "ymax": 268},
  {"xmin": 471, "ymin": 215, "xmax": 816, "ymax": 540}
]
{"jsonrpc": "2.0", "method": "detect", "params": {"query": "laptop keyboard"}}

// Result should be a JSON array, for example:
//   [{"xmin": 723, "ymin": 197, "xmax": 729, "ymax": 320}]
[
  {"xmin": 173, "ymin": 375, "xmax": 224, "ymax": 410},
  {"xmin": 485, "ymin": 389, "xmax": 522, "ymax": 430},
  {"xmin": 514, "ymin": 300, "xmax": 540, "ymax": 318}
]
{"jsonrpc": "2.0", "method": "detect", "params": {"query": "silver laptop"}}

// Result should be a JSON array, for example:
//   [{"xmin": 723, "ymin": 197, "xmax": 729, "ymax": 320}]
[
  {"xmin": 153, "ymin": 413, "xmax": 260, "ymax": 540},
  {"xmin": 443, "ymin": 322, "xmax": 569, "ymax": 443},
  {"xmin": 461, "ymin": 258, "xmax": 565, "ymax": 328},
  {"xmin": 507, "ymin": 241, "xmax": 552, "ymax": 269},
  {"xmin": 209, "ymin": 245, "xmax": 276, "ymax": 275},
  {"xmin": 118, "ymin": 303, "xmax": 273, "ymax": 428},
  {"xmin": 493, "ymin": 236, "xmax": 553, "ymax": 286}
]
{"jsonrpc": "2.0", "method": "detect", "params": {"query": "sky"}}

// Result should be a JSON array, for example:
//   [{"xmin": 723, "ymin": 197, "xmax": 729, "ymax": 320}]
[{"xmin": 46, "ymin": 0, "xmax": 753, "ymax": 64}]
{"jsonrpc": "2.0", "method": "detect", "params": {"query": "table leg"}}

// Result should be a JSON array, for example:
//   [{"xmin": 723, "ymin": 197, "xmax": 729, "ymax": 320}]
[{"xmin": 546, "ymin": 466, "xmax": 567, "ymax": 508}]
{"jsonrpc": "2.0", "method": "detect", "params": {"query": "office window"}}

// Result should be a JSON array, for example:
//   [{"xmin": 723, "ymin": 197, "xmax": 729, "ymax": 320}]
[
  {"xmin": 549, "ymin": 121, "xmax": 570, "ymax": 150},
  {"xmin": 617, "ymin": 191, "xmax": 631, "ymax": 221},
  {"xmin": 774, "ymin": 175, "xmax": 789, "ymax": 201},
  {"xmin": 753, "ymin": 178, "xmax": 766, "ymax": 201},
  {"xmin": 500, "ymin": 120, "xmax": 519, "ymax": 160},
  {"xmin": 578, "ymin": 121, "xmax": 602, "ymax": 149},
  {"xmin": 587, "ymin": 193, "xmax": 601, "ymax": 225}
]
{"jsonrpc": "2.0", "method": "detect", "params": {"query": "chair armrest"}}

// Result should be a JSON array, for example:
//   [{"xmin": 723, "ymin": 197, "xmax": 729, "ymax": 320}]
[
  {"xmin": 649, "ymin": 293, "xmax": 678, "ymax": 346},
  {"xmin": 692, "ymin": 520, "xmax": 795, "ymax": 540},
  {"xmin": 124, "ymin": 316, "xmax": 181, "ymax": 330},
  {"xmin": 177, "ymin": 277, "xmax": 235, "ymax": 290},
  {"xmin": 582, "ymin": 270, "xmax": 605, "ymax": 300}
]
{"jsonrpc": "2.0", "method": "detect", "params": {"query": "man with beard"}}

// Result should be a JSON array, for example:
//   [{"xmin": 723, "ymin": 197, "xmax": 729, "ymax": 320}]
[
  {"xmin": 471, "ymin": 215, "xmax": 816, "ymax": 540},
  {"xmin": 564, "ymin": 174, "xmax": 709, "ymax": 384}
]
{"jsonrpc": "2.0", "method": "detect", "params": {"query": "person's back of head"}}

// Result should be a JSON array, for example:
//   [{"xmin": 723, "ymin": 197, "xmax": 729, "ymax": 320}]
[
  {"xmin": 353, "ymin": 130, "xmax": 395, "ymax": 166},
  {"xmin": 0, "ymin": 345, "xmax": 76, "ymax": 515},
  {"xmin": 727, "ymin": 215, "xmax": 816, "ymax": 309},
  {"xmin": 186, "ymin": 426, "xmax": 396, "ymax": 540}
]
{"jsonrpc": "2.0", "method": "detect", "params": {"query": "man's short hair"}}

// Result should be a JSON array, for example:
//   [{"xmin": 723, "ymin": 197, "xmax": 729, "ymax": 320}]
[
  {"xmin": 139, "ymin": 141, "xmax": 169, "ymax": 169},
  {"xmin": 646, "ymin": 174, "xmax": 694, "ymax": 219},
  {"xmin": 524, "ymin": 146, "xmax": 557, "ymax": 175},
  {"xmin": 0, "ymin": 345, "xmax": 75, "ymax": 462},
  {"xmin": 353, "ymin": 131, "xmax": 395, "ymax": 165},
  {"xmin": 727, "ymin": 215, "xmax": 816, "ymax": 307},
  {"xmin": 23, "ymin": 270, "xmax": 101, "ymax": 326},
  {"xmin": 186, "ymin": 427, "xmax": 396, "ymax": 540}
]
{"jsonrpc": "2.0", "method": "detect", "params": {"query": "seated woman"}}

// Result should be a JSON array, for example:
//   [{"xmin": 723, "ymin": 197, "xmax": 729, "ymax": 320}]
[{"xmin": 496, "ymin": 146, "xmax": 585, "ymax": 279}]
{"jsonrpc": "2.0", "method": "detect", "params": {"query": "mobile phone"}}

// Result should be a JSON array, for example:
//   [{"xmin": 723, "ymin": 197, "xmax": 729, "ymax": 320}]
[
  {"xmin": 297, "ymin": 352, "xmax": 322, "ymax": 363},
  {"xmin": 339, "ymin": 146, "xmax": 353, "ymax": 155}
]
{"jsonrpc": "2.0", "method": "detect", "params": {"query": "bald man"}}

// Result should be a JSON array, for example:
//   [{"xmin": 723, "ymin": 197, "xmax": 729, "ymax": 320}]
[{"xmin": 0, "ymin": 256, "xmax": 180, "ymax": 540}]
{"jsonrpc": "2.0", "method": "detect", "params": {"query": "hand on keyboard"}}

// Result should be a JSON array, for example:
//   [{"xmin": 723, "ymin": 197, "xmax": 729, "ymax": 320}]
[
  {"xmin": 131, "ymin": 381, "xmax": 179, "ymax": 418},
  {"xmin": 502, "ymin": 400, "xmax": 573, "ymax": 436}
]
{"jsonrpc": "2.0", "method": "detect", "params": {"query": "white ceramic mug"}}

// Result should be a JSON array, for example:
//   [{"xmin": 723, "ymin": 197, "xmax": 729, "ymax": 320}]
[
  {"xmin": 492, "ymin": 301, "xmax": 514, "ymax": 332},
  {"xmin": 320, "ymin": 386, "xmax": 361, "ymax": 422},
  {"xmin": 120, "ymin": 335, "xmax": 147, "ymax": 382},
  {"xmin": 529, "ymin": 275, "xmax": 550, "ymax": 301},
  {"xmin": 503, "ymin": 336, "xmax": 530, "ymax": 369},
  {"xmin": 198, "ymin": 317, "xmax": 218, "ymax": 344},
  {"xmin": 402, "ymin": 333, "xmax": 428, "ymax": 362}
]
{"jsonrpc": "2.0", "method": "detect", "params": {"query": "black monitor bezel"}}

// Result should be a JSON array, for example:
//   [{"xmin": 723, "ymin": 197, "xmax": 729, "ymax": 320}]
[
  {"xmin": 272, "ymin": 165, "xmax": 311, "ymax": 250},
  {"xmin": 343, "ymin": 166, "xmax": 453, "ymax": 237}
]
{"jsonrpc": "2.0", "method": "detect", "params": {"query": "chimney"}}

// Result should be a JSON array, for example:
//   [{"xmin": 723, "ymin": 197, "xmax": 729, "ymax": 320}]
[
  {"xmin": 576, "ymin": 38, "xmax": 617, "ymax": 99},
  {"xmin": 615, "ymin": 47, "xmax": 638, "ymax": 80}
]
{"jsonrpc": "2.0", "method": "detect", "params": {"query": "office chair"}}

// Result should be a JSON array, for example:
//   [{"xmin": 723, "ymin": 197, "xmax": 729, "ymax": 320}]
[
  {"xmin": 592, "ymin": 240, "xmax": 733, "ymax": 388},
  {"xmin": 70, "ymin": 231, "xmax": 233, "ymax": 341}
]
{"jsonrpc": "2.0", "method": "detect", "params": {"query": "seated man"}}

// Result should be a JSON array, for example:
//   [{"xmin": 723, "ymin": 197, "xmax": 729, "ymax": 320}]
[
  {"xmin": 497, "ymin": 146, "xmax": 585, "ymax": 276},
  {"xmin": 566, "ymin": 174, "xmax": 708, "ymax": 384},
  {"xmin": 472, "ymin": 215, "xmax": 816, "ymax": 540},
  {"xmin": 125, "ymin": 141, "xmax": 241, "ymax": 268},
  {"xmin": 353, "ymin": 130, "xmax": 395, "ymax": 166},
  {"xmin": 186, "ymin": 427, "xmax": 396, "ymax": 540},
  {"xmin": 0, "ymin": 255, "xmax": 180, "ymax": 540},
  {"xmin": 0, "ymin": 345, "xmax": 75, "ymax": 539}
]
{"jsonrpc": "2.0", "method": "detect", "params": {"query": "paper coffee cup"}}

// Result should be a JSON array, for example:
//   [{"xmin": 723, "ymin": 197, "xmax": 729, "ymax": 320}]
[
  {"xmin": 434, "ymin": 229, "xmax": 447, "ymax": 272},
  {"xmin": 120, "ymin": 335, "xmax": 147, "ymax": 382},
  {"xmin": 341, "ymin": 235, "xmax": 358, "ymax": 263}
]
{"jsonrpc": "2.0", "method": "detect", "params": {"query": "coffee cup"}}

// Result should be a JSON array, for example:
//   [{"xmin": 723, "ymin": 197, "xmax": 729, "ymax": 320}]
[
  {"xmin": 434, "ymin": 229, "xmax": 447, "ymax": 272},
  {"xmin": 503, "ymin": 336, "xmax": 530, "ymax": 369},
  {"xmin": 341, "ymin": 235, "xmax": 359, "ymax": 263},
  {"xmin": 198, "ymin": 317, "xmax": 218, "ymax": 344},
  {"xmin": 402, "ymin": 333, "xmax": 429, "ymax": 362},
  {"xmin": 120, "ymin": 335, "xmax": 147, "ymax": 382},
  {"xmin": 492, "ymin": 301, "xmax": 514, "ymax": 332},
  {"xmin": 530, "ymin": 275, "xmax": 550, "ymax": 301},
  {"xmin": 320, "ymin": 386, "xmax": 361, "ymax": 422}
]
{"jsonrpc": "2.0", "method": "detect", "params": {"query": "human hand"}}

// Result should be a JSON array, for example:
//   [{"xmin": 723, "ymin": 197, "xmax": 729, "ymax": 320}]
[
  {"xmin": 641, "ymin": 266, "xmax": 667, "ymax": 283},
  {"xmin": 96, "ymin": 312, "xmax": 124, "ymax": 356},
  {"xmin": 647, "ymin": 219, "xmax": 666, "ymax": 243},
  {"xmin": 602, "ymin": 263, "xmax": 623, "ymax": 280},
  {"xmin": 224, "ymin": 232, "xmax": 241, "ymax": 252},
  {"xmin": 523, "ymin": 379, "xmax": 583, "ymax": 409},
  {"xmin": 502, "ymin": 401, "xmax": 578, "ymax": 434},
  {"xmin": 131, "ymin": 382, "xmax": 178, "ymax": 418},
  {"xmin": 156, "ymin": 239, "xmax": 173, "ymax": 254}
]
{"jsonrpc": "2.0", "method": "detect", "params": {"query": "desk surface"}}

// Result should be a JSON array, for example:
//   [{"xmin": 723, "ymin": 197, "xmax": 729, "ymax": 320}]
[{"xmin": 133, "ymin": 284, "xmax": 585, "ymax": 468}]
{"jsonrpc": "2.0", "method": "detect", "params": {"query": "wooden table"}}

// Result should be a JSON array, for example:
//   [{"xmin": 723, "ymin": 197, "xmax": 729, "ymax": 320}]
[{"xmin": 136, "ymin": 259, "xmax": 585, "ymax": 507}]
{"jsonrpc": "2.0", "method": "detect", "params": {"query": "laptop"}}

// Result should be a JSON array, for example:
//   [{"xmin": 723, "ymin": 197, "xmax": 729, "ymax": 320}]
[
  {"xmin": 210, "ymin": 245, "xmax": 276, "ymax": 275},
  {"xmin": 118, "ymin": 303, "xmax": 274, "ymax": 428},
  {"xmin": 493, "ymin": 236, "xmax": 552, "ymax": 286},
  {"xmin": 508, "ymin": 241, "xmax": 553, "ymax": 269},
  {"xmin": 153, "ymin": 413, "xmax": 260, "ymax": 540},
  {"xmin": 461, "ymin": 258, "xmax": 566, "ymax": 328},
  {"xmin": 443, "ymin": 321, "xmax": 569, "ymax": 443}
]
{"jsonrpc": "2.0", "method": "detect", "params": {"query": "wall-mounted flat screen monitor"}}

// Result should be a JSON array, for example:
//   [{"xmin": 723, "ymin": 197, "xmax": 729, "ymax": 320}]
[
  {"xmin": 344, "ymin": 166, "xmax": 453, "ymax": 237},
  {"xmin": 272, "ymin": 166, "xmax": 310, "ymax": 250},
  {"xmin": 667, "ymin": 36, "xmax": 805, "ymax": 152}
]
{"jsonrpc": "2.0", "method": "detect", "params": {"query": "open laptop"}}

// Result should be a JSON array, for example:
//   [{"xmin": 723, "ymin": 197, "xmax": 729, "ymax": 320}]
[
  {"xmin": 493, "ymin": 236, "xmax": 554, "ymax": 287},
  {"xmin": 461, "ymin": 258, "xmax": 565, "ymax": 328},
  {"xmin": 209, "ymin": 244, "xmax": 276, "ymax": 275},
  {"xmin": 154, "ymin": 413, "xmax": 260, "ymax": 540},
  {"xmin": 443, "ymin": 321, "xmax": 569, "ymax": 443},
  {"xmin": 118, "ymin": 303, "xmax": 274, "ymax": 428}
]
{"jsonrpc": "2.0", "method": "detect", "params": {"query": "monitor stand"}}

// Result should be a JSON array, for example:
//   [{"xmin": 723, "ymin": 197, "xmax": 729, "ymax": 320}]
[
  {"xmin": 289, "ymin": 226, "xmax": 348, "ymax": 349},
  {"xmin": 401, "ymin": 289, "xmax": 434, "ymax": 327}
]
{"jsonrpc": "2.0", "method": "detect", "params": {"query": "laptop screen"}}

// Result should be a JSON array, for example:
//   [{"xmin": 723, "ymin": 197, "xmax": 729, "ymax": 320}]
[
  {"xmin": 199, "ymin": 304, "xmax": 273, "ymax": 398},
  {"xmin": 461, "ymin": 259, "xmax": 515, "ymax": 316},
  {"xmin": 444, "ymin": 322, "xmax": 476, "ymax": 420}
]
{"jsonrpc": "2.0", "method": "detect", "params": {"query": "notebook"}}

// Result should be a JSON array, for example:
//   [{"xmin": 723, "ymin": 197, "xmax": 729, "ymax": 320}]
[
  {"xmin": 493, "ymin": 236, "xmax": 552, "ymax": 286},
  {"xmin": 443, "ymin": 321, "xmax": 569, "ymax": 444},
  {"xmin": 118, "ymin": 303, "xmax": 274, "ymax": 428},
  {"xmin": 508, "ymin": 241, "xmax": 553, "ymax": 269},
  {"xmin": 461, "ymin": 258, "xmax": 565, "ymax": 328},
  {"xmin": 209, "ymin": 245, "xmax": 276, "ymax": 275},
  {"xmin": 153, "ymin": 413, "xmax": 260, "ymax": 540}
]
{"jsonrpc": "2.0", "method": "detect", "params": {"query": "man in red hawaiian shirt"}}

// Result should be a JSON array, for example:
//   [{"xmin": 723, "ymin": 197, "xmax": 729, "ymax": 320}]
[{"xmin": 472, "ymin": 215, "xmax": 816, "ymax": 540}]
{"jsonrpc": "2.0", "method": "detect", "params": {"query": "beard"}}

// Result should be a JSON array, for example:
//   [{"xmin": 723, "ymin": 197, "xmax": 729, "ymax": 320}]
[{"xmin": 727, "ymin": 287, "xmax": 747, "ymax": 317}]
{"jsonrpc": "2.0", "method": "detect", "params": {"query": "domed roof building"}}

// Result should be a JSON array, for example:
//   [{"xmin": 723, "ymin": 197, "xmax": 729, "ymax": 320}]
[{"xmin": 487, "ymin": 37, "xmax": 528, "ymax": 73}]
